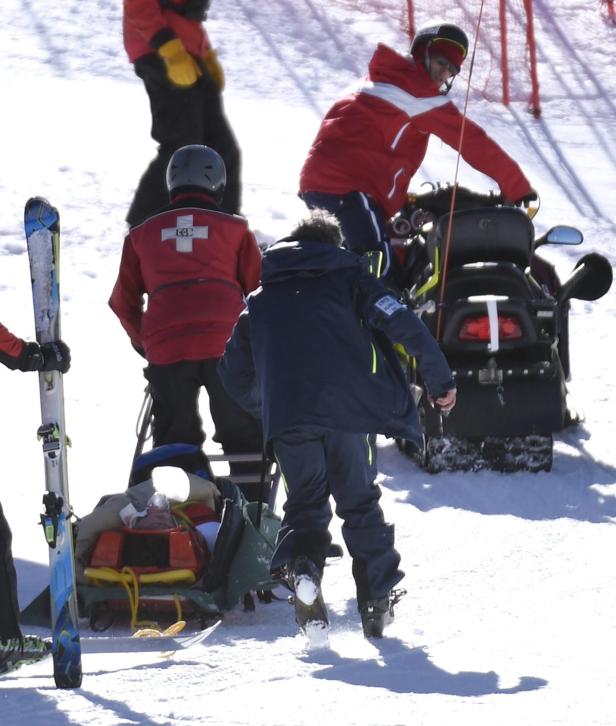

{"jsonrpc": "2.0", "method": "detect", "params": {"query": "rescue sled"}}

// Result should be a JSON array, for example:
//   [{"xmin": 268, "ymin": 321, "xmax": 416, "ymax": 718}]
[{"xmin": 22, "ymin": 444, "xmax": 282, "ymax": 631}]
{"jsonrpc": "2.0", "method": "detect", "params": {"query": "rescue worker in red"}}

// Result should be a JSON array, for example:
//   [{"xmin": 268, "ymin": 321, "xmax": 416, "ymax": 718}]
[
  {"xmin": 299, "ymin": 22, "xmax": 537, "ymax": 284},
  {"xmin": 109, "ymin": 144, "xmax": 263, "ymax": 496},
  {"xmin": 124, "ymin": 0, "xmax": 241, "ymax": 227},
  {"xmin": 1, "ymin": 322, "xmax": 70, "ymax": 674}
]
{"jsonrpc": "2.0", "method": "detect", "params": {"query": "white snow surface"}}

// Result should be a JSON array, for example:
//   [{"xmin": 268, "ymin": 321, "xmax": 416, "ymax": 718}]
[{"xmin": 1, "ymin": 1, "xmax": 615, "ymax": 724}]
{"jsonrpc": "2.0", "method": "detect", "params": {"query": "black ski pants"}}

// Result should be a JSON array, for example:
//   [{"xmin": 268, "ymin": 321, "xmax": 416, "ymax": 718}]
[
  {"xmin": 126, "ymin": 54, "xmax": 241, "ymax": 227},
  {"xmin": 144, "ymin": 358, "xmax": 263, "ymax": 490},
  {"xmin": 270, "ymin": 426, "xmax": 404, "ymax": 605},
  {"xmin": 0, "ymin": 501, "xmax": 22, "ymax": 641}
]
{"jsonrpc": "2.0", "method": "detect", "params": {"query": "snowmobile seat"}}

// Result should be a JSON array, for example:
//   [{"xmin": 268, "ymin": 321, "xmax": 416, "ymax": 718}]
[
  {"xmin": 429, "ymin": 207, "xmax": 535, "ymax": 269},
  {"xmin": 443, "ymin": 262, "xmax": 538, "ymax": 302}
]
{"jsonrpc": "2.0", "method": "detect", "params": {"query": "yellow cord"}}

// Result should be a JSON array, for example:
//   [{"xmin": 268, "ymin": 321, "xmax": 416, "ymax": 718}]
[
  {"xmin": 84, "ymin": 565, "xmax": 191, "ymax": 632},
  {"xmin": 120, "ymin": 567, "xmax": 158, "ymax": 630}
]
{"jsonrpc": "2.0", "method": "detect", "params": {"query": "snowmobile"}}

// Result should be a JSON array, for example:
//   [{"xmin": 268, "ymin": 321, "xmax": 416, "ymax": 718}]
[{"xmin": 391, "ymin": 184, "xmax": 613, "ymax": 473}]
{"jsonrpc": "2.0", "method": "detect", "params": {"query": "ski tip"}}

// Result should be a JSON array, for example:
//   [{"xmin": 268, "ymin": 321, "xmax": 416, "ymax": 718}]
[
  {"xmin": 26, "ymin": 195, "xmax": 52, "ymax": 207},
  {"xmin": 24, "ymin": 197, "xmax": 60, "ymax": 232}
]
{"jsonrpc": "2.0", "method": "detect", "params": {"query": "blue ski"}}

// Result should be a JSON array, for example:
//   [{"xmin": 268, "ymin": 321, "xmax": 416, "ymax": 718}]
[{"xmin": 25, "ymin": 197, "xmax": 82, "ymax": 689}]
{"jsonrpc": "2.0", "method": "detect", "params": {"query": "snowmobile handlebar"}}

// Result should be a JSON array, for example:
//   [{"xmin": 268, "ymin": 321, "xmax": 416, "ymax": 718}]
[{"xmin": 390, "ymin": 184, "xmax": 533, "ymax": 237}]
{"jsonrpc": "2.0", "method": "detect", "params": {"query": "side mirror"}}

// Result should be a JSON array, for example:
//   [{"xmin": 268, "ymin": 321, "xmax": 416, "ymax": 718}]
[
  {"xmin": 536, "ymin": 225, "xmax": 583, "ymax": 248},
  {"xmin": 558, "ymin": 253, "xmax": 613, "ymax": 303}
]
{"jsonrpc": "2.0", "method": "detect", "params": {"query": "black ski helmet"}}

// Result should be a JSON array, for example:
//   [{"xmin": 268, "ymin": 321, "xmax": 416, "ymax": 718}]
[
  {"xmin": 410, "ymin": 21, "xmax": 469, "ymax": 72},
  {"xmin": 166, "ymin": 144, "xmax": 226, "ymax": 202}
]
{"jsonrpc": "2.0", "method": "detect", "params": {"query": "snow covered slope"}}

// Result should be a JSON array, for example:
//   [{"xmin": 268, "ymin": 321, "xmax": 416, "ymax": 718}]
[{"xmin": 0, "ymin": 1, "xmax": 614, "ymax": 724}]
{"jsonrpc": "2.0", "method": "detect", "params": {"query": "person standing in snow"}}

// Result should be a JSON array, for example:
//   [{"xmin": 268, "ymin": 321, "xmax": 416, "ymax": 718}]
[
  {"xmin": 0, "ymin": 322, "xmax": 70, "ymax": 674},
  {"xmin": 124, "ymin": 0, "xmax": 241, "ymax": 227},
  {"xmin": 218, "ymin": 209, "xmax": 456, "ymax": 638},
  {"xmin": 299, "ymin": 21, "xmax": 537, "ymax": 284},
  {"xmin": 109, "ymin": 144, "xmax": 264, "ymax": 499}
]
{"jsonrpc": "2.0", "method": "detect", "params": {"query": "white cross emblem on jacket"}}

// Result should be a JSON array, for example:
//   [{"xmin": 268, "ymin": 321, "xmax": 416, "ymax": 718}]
[{"xmin": 161, "ymin": 214, "xmax": 209, "ymax": 253}]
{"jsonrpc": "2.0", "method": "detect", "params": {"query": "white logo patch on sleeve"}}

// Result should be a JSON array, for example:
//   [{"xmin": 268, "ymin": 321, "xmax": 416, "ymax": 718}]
[{"xmin": 375, "ymin": 295, "xmax": 406, "ymax": 316}]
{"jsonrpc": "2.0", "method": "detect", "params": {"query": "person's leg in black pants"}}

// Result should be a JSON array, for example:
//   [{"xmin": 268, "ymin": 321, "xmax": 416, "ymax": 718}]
[
  {"xmin": 144, "ymin": 360, "xmax": 205, "ymax": 447},
  {"xmin": 270, "ymin": 426, "xmax": 334, "ymax": 576},
  {"xmin": 196, "ymin": 60, "xmax": 242, "ymax": 216},
  {"xmin": 324, "ymin": 430, "xmax": 403, "ymax": 606},
  {"xmin": 202, "ymin": 358, "xmax": 264, "ymax": 499},
  {"xmin": 127, "ymin": 56, "xmax": 241, "ymax": 226},
  {"xmin": 0, "ymin": 501, "xmax": 22, "ymax": 641}
]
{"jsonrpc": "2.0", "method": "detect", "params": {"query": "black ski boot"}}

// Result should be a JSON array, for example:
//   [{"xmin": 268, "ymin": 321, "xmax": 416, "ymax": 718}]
[
  {"xmin": 288, "ymin": 557, "xmax": 329, "ymax": 647},
  {"xmin": 359, "ymin": 589, "xmax": 406, "ymax": 639}
]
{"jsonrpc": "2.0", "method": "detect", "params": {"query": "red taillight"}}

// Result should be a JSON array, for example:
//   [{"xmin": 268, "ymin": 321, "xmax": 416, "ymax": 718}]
[{"xmin": 458, "ymin": 314, "xmax": 522, "ymax": 341}]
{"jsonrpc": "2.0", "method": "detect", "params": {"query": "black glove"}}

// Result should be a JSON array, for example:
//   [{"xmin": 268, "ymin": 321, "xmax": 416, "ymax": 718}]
[
  {"xmin": 19, "ymin": 341, "xmax": 71, "ymax": 373},
  {"xmin": 513, "ymin": 189, "xmax": 538, "ymax": 208}
]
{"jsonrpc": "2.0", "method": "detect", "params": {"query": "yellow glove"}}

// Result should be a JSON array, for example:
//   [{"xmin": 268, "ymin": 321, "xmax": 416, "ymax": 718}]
[
  {"xmin": 203, "ymin": 48, "xmax": 225, "ymax": 91},
  {"xmin": 158, "ymin": 38, "xmax": 201, "ymax": 88}
]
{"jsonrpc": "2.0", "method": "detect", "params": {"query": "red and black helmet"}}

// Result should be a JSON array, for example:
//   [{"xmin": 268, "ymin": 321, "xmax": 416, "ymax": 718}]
[{"xmin": 410, "ymin": 22, "xmax": 469, "ymax": 73}]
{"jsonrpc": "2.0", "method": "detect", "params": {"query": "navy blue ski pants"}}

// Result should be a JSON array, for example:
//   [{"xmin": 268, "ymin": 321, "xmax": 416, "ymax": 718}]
[
  {"xmin": 270, "ymin": 426, "xmax": 404, "ymax": 605},
  {"xmin": 300, "ymin": 190, "xmax": 393, "ymax": 278}
]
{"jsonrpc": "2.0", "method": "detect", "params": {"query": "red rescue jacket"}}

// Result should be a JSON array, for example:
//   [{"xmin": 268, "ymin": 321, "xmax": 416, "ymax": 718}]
[
  {"xmin": 123, "ymin": 0, "xmax": 210, "ymax": 63},
  {"xmin": 109, "ymin": 194, "xmax": 262, "ymax": 365},
  {"xmin": 299, "ymin": 44, "xmax": 532, "ymax": 218},
  {"xmin": 0, "ymin": 322, "xmax": 25, "ymax": 369}
]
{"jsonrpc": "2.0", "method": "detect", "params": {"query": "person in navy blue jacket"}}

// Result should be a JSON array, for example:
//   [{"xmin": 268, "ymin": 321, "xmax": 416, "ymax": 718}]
[{"xmin": 219, "ymin": 209, "xmax": 456, "ymax": 638}]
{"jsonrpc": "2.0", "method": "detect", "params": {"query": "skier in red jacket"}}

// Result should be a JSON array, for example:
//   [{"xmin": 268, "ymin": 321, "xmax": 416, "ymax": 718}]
[
  {"xmin": 0, "ymin": 322, "xmax": 70, "ymax": 674},
  {"xmin": 124, "ymin": 0, "xmax": 241, "ymax": 227},
  {"xmin": 110, "ymin": 144, "xmax": 263, "ymax": 496},
  {"xmin": 299, "ymin": 22, "xmax": 537, "ymax": 283}
]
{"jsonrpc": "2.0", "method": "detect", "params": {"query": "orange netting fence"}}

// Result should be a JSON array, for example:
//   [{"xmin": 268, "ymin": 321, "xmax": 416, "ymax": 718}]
[
  {"xmin": 601, "ymin": 0, "xmax": 616, "ymax": 24},
  {"xmin": 332, "ymin": 0, "xmax": 541, "ymax": 115},
  {"xmin": 407, "ymin": 0, "xmax": 541, "ymax": 115}
]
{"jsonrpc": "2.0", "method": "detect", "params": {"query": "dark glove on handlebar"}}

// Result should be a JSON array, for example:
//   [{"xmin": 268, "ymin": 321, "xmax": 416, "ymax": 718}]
[{"xmin": 513, "ymin": 189, "xmax": 538, "ymax": 208}]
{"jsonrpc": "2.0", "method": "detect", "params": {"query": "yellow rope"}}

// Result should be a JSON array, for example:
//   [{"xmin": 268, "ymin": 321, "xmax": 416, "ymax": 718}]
[
  {"xmin": 84, "ymin": 566, "xmax": 194, "ymax": 632},
  {"xmin": 120, "ymin": 567, "xmax": 158, "ymax": 630}
]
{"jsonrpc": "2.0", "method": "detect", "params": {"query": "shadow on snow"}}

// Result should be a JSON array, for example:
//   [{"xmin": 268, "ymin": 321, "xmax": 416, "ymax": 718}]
[{"xmin": 303, "ymin": 638, "xmax": 547, "ymax": 696}]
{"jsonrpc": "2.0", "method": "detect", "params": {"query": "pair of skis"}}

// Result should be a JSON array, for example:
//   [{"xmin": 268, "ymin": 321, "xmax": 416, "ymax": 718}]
[{"xmin": 24, "ymin": 199, "xmax": 219, "ymax": 688}]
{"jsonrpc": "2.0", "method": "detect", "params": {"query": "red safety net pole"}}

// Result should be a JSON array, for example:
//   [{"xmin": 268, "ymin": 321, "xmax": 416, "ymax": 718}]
[
  {"xmin": 523, "ymin": 0, "xmax": 541, "ymax": 117},
  {"xmin": 406, "ymin": 0, "xmax": 415, "ymax": 39},
  {"xmin": 602, "ymin": 0, "xmax": 616, "ymax": 24},
  {"xmin": 499, "ymin": 0, "xmax": 510, "ymax": 106}
]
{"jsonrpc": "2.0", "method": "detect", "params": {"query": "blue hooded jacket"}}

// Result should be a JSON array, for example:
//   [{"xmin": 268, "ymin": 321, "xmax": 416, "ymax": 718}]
[{"xmin": 219, "ymin": 239, "xmax": 454, "ymax": 444}]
